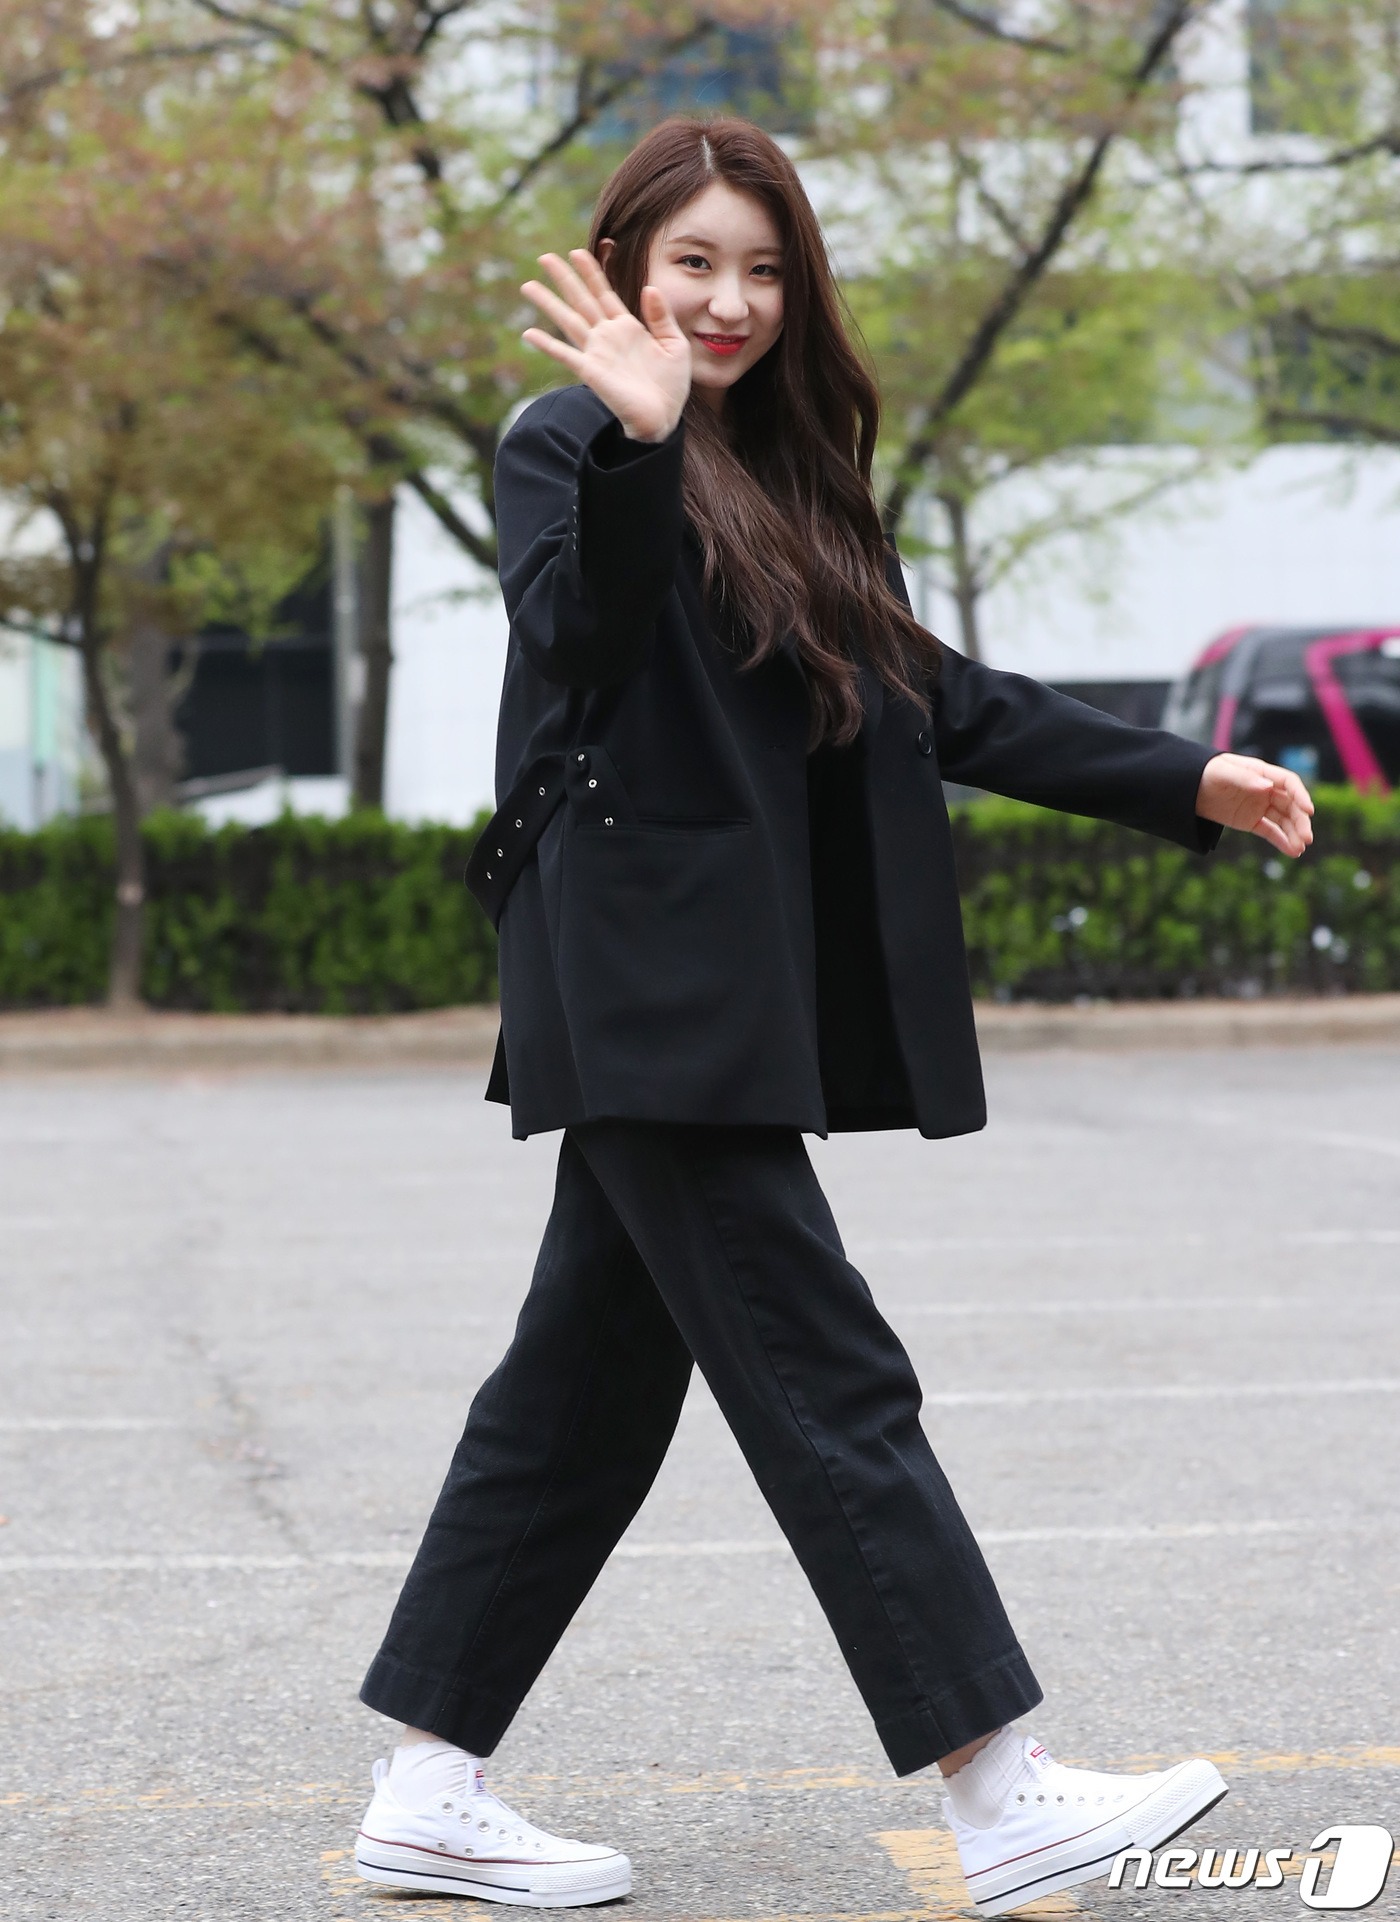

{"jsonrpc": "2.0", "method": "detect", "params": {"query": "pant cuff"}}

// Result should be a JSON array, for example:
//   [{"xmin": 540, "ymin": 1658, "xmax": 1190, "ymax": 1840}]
[
  {"xmin": 876, "ymin": 1647, "xmax": 1044, "ymax": 1777},
  {"xmin": 359, "ymin": 1653, "xmax": 519, "ymax": 1758}
]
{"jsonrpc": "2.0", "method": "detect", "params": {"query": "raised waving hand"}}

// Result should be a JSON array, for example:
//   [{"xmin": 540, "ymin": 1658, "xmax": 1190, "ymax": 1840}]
[{"xmin": 521, "ymin": 250, "xmax": 690, "ymax": 445}]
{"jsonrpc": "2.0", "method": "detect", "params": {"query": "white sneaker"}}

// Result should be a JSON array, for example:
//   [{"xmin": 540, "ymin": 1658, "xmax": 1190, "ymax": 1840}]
[
  {"xmin": 355, "ymin": 1755, "xmax": 632, "ymax": 1906},
  {"xmin": 948, "ymin": 1735, "xmax": 1227, "ymax": 1916}
]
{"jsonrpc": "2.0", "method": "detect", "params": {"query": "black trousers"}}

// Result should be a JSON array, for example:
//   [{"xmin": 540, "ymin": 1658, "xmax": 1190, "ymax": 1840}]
[{"xmin": 360, "ymin": 1122, "xmax": 1041, "ymax": 1776}]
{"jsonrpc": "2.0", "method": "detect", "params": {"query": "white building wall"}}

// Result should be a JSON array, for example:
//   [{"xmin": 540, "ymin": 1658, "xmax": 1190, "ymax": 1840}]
[
  {"xmin": 914, "ymin": 446, "xmax": 1400, "ymax": 683},
  {"xmin": 0, "ymin": 630, "xmax": 84, "ymax": 830}
]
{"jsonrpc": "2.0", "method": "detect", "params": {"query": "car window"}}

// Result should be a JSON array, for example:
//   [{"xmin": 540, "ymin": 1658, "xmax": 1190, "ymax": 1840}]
[{"xmin": 1163, "ymin": 660, "xmax": 1224, "ymax": 744}]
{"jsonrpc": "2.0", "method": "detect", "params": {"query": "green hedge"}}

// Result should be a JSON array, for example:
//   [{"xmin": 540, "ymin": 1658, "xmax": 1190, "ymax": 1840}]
[
  {"xmin": 951, "ymin": 786, "xmax": 1400, "ymax": 1000},
  {"xmin": 0, "ymin": 788, "xmax": 1397, "ymax": 1009},
  {"xmin": 0, "ymin": 810, "xmax": 496, "ymax": 1012}
]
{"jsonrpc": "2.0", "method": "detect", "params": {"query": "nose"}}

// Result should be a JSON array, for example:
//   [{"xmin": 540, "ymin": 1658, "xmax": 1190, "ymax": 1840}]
[{"xmin": 706, "ymin": 271, "xmax": 749, "ymax": 326}]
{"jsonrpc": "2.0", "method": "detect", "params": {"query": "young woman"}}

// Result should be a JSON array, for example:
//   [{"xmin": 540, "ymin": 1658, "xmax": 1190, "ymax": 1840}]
[{"xmin": 353, "ymin": 117, "xmax": 1313, "ymax": 1915}]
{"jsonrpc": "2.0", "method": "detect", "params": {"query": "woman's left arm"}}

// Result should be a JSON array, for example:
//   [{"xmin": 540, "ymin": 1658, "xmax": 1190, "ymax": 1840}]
[{"xmin": 930, "ymin": 646, "xmax": 1312, "ymax": 857}]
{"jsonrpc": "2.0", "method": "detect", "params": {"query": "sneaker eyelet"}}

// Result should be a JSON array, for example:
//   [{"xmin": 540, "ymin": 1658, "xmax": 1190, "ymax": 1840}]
[
  {"xmin": 1036, "ymin": 1794, "xmax": 1046, "ymax": 1803},
  {"xmin": 1056, "ymin": 1795, "xmax": 1064, "ymax": 1803},
  {"xmin": 465, "ymin": 1847, "xmax": 475, "ymax": 1856},
  {"xmin": 1016, "ymin": 1793, "xmax": 1026, "ymax": 1803},
  {"xmin": 442, "ymin": 1800, "xmax": 453, "ymax": 1812},
  {"xmin": 479, "ymin": 1819, "xmax": 490, "ymax": 1830}
]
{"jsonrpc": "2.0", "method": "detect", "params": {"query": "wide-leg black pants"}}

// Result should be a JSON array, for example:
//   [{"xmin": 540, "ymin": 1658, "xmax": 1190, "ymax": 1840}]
[{"xmin": 360, "ymin": 1122, "xmax": 1041, "ymax": 1776}]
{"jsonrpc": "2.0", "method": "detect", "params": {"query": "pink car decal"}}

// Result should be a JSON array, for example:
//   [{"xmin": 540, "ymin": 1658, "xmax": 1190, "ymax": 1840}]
[{"xmin": 1303, "ymin": 631, "xmax": 1395, "ymax": 797}]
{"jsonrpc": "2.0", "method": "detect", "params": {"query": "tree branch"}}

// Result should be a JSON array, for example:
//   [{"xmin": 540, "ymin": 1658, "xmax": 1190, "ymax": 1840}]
[
  {"xmin": 493, "ymin": 19, "xmax": 716, "ymax": 209},
  {"xmin": 1265, "ymin": 405, "xmax": 1400, "ymax": 446},
  {"xmin": 925, "ymin": 0, "xmax": 1074, "ymax": 57},
  {"xmin": 187, "ymin": 0, "xmax": 320, "ymax": 58},
  {"xmin": 884, "ymin": 0, "xmax": 1201, "ymax": 531},
  {"xmin": 2, "ymin": 36, "xmax": 265, "ymax": 108},
  {"xmin": 0, "ymin": 615, "xmax": 82, "ymax": 651},
  {"xmin": 1285, "ymin": 309, "xmax": 1400, "ymax": 362},
  {"xmin": 401, "ymin": 468, "xmax": 498, "ymax": 569},
  {"xmin": 1177, "ymin": 126, "xmax": 1400, "ymax": 177},
  {"xmin": 951, "ymin": 146, "xmax": 1034, "ymax": 259}
]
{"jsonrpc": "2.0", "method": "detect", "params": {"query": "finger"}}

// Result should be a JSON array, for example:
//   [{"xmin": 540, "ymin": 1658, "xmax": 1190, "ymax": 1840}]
[
  {"xmin": 639, "ymin": 283, "xmax": 686, "ymax": 341},
  {"xmin": 520, "ymin": 279, "xmax": 592, "ymax": 348},
  {"xmin": 1250, "ymin": 813, "xmax": 1296, "ymax": 856},
  {"xmin": 569, "ymin": 249, "xmax": 628, "ymax": 317},
  {"xmin": 521, "ymin": 327, "xmax": 586, "ymax": 373},
  {"xmin": 537, "ymin": 251, "xmax": 606, "ymax": 325}
]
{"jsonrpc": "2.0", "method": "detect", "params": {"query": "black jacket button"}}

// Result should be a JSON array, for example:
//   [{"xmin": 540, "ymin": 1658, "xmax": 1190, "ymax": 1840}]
[{"xmin": 916, "ymin": 730, "xmax": 933, "ymax": 756}]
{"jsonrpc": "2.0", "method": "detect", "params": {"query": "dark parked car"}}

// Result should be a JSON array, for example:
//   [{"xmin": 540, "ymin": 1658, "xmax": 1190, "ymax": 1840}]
[{"xmin": 1163, "ymin": 625, "xmax": 1400, "ymax": 793}]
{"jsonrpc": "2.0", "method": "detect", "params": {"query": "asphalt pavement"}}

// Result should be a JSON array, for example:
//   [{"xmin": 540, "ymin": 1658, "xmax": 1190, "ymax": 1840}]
[{"xmin": 1, "ymin": 1045, "xmax": 1397, "ymax": 1920}]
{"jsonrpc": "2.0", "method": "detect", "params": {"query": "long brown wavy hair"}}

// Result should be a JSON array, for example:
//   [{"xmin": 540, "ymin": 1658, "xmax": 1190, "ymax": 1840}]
[{"xmin": 588, "ymin": 116, "xmax": 939, "ymax": 746}]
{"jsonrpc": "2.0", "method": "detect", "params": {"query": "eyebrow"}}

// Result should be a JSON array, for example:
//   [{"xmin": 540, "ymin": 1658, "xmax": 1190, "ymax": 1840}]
[{"xmin": 664, "ymin": 231, "xmax": 783, "ymax": 254}]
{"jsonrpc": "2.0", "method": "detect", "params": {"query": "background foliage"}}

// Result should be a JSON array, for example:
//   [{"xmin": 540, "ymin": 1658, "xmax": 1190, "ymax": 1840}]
[
  {"xmin": 2, "ymin": 790, "xmax": 1397, "ymax": 1010},
  {"xmin": 0, "ymin": 811, "xmax": 496, "ymax": 1012}
]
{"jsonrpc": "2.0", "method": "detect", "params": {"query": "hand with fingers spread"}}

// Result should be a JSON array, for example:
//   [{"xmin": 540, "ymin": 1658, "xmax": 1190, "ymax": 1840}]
[
  {"xmin": 521, "ymin": 250, "xmax": 691, "ymax": 444},
  {"xmin": 1195, "ymin": 751, "xmax": 1315, "ymax": 857}
]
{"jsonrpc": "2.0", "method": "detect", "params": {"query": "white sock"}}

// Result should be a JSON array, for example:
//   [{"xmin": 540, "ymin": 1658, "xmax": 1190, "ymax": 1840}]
[
  {"xmin": 942, "ymin": 1726, "xmax": 1032, "ymax": 1830},
  {"xmin": 387, "ymin": 1736, "xmax": 487, "ymax": 1810}
]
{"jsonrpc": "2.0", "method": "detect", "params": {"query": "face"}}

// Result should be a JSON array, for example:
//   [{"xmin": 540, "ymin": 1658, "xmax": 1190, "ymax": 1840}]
[{"xmin": 635, "ymin": 181, "xmax": 785, "ymax": 407}]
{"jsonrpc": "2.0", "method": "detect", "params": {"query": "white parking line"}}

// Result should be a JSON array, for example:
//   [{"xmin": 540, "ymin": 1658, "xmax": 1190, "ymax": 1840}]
[
  {"xmin": 856, "ymin": 1229, "xmax": 1400, "ymax": 1255},
  {"xmin": 924, "ymin": 1378, "xmax": 1400, "ymax": 1406},
  {"xmin": 0, "ymin": 1517, "xmax": 1389, "ymax": 1575},
  {"xmin": 882, "ymin": 1294, "xmax": 1383, "ymax": 1317},
  {"xmin": 0, "ymin": 1417, "xmax": 181, "ymax": 1432}
]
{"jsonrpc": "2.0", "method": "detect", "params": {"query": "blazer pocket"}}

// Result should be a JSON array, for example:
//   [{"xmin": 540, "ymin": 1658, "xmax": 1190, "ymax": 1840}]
[{"xmin": 559, "ymin": 821, "xmax": 761, "ymax": 1041}]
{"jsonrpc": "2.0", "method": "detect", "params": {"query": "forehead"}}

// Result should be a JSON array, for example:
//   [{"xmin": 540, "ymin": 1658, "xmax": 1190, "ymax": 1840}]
[{"xmin": 658, "ymin": 181, "xmax": 782, "ymax": 253}]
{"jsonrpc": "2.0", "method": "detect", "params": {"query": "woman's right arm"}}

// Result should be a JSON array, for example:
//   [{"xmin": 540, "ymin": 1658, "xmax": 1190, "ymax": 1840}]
[
  {"xmin": 495, "ymin": 390, "xmax": 685, "ymax": 688},
  {"xmin": 497, "ymin": 246, "xmax": 693, "ymax": 687}
]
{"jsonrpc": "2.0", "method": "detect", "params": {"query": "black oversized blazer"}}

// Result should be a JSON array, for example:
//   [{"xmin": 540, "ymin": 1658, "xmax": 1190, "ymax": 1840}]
[{"xmin": 480, "ymin": 383, "xmax": 1220, "ymax": 1141}]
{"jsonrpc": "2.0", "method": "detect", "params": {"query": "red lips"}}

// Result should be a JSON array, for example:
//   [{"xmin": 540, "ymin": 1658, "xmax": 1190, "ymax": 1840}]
[{"xmin": 696, "ymin": 334, "xmax": 746, "ymax": 357}]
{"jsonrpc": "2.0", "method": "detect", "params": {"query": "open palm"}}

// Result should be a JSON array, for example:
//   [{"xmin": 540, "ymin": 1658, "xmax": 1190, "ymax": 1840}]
[{"xmin": 521, "ymin": 250, "xmax": 691, "ymax": 445}]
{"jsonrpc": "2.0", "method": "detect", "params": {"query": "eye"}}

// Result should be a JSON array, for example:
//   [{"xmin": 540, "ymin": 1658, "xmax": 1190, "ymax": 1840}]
[
  {"xmin": 677, "ymin": 253, "xmax": 710, "ymax": 270},
  {"xmin": 751, "ymin": 263, "xmax": 782, "ymax": 279}
]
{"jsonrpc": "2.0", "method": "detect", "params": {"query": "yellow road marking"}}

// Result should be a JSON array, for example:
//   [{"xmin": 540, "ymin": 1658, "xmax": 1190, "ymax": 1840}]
[{"xmin": 874, "ymin": 1830, "xmax": 1085, "ymax": 1922}]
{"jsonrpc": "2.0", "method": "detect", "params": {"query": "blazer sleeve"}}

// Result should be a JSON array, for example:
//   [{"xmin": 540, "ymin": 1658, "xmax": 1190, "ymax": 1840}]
[
  {"xmin": 883, "ymin": 545, "xmax": 1222, "ymax": 853},
  {"xmin": 494, "ymin": 387, "xmax": 686, "ymax": 687}
]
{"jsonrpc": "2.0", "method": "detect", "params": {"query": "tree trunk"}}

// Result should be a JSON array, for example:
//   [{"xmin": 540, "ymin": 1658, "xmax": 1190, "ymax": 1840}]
[
  {"xmin": 81, "ymin": 639, "xmax": 146, "ymax": 1007},
  {"xmin": 353, "ymin": 491, "xmax": 396, "ymax": 809},
  {"xmin": 939, "ymin": 490, "xmax": 982, "ymax": 663},
  {"xmin": 128, "ymin": 618, "xmax": 187, "ymax": 816}
]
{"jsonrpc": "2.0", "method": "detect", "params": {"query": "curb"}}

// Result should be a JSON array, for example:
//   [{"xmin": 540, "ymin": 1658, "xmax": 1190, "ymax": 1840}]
[
  {"xmin": 1, "ymin": 996, "xmax": 1399, "ymax": 1074},
  {"xmin": 0, "ymin": 1005, "xmax": 501, "ymax": 1074},
  {"xmin": 971, "ymin": 994, "xmax": 1400, "ymax": 1053}
]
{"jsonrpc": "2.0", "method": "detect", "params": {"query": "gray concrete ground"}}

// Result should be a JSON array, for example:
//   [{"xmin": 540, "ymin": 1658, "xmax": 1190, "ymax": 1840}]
[{"xmin": 1, "ymin": 1047, "xmax": 1397, "ymax": 1921}]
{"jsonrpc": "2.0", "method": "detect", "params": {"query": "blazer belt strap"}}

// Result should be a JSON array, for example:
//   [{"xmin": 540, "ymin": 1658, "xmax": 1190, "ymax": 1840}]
[{"xmin": 464, "ymin": 755, "xmax": 566, "ymax": 929}]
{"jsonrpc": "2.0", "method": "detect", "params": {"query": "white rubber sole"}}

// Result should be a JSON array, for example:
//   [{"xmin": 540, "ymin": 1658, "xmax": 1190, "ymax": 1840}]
[
  {"xmin": 355, "ymin": 1835, "xmax": 632, "ymax": 1907},
  {"xmin": 968, "ymin": 1759, "xmax": 1228, "ymax": 1917}
]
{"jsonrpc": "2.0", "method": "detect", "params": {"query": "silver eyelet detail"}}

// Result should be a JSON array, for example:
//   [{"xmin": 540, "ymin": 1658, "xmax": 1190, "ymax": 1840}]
[
  {"xmin": 587, "ymin": 778, "xmax": 597, "ymax": 788},
  {"xmin": 604, "ymin": 816, "xmax": 613, "ymax": 826},
  {"xmin": 515, "ymin": 818, "xmax": 523, "ymax": 828}
]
